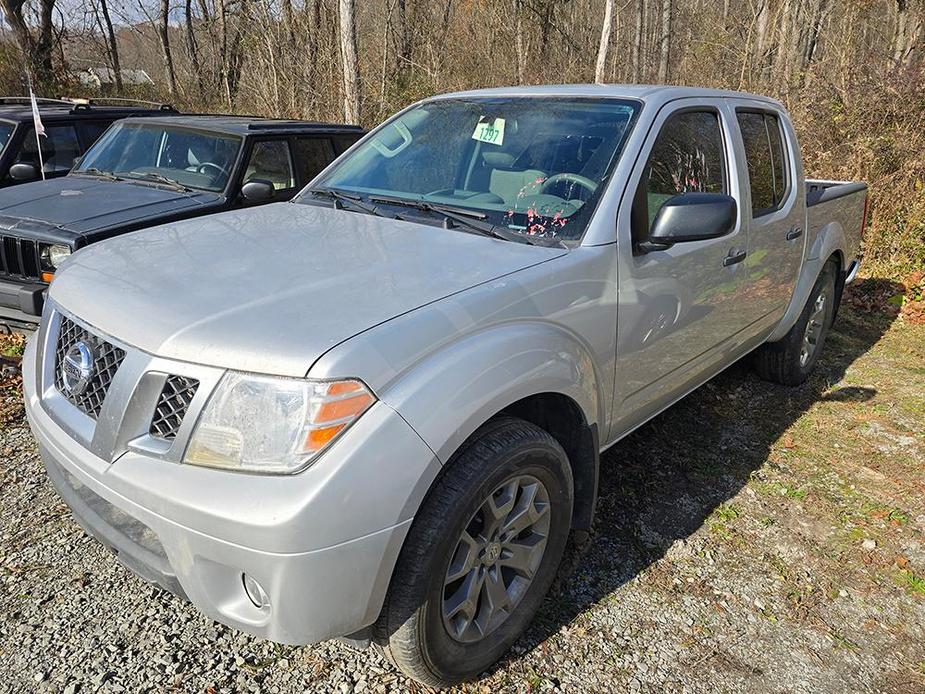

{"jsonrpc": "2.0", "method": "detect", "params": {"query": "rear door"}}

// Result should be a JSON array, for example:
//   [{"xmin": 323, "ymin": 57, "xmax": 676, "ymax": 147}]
[
  {"xmin": 730, "ymin": 102, "xmax": 805, "ymax": 326},
  {"xmin": 613, "ymin": 98, "xmax": 754, "ymax": 430},
  {"xmin": 291, "ymin": 135, "xmax": 337, "ymax": 187}
]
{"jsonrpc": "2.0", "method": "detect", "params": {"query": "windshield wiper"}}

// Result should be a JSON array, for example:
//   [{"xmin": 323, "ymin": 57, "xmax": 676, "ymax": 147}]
[
  {"xmin": 78, "ymin": 167, "xmax": 122, "ymax": 181},
  {"xmin": 368, "ymin": 194, "xmax": 562, "ymax": 247},
  {"xmin": 310, "ymin": 188, "xmax": 385, "ymax": 217},
  {"xmin": 127, "ymin": 171, "xmax": 192, "ymax": 192}
]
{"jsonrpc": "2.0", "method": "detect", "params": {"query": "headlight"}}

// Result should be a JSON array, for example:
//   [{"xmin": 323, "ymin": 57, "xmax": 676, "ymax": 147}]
[
  {"xmin": 184, "ymin": 373, "xmax": 375, "ymax": 474},
  {"xmin": 40, "ymin": 244, "xmax": 71, "ymax": 271}
]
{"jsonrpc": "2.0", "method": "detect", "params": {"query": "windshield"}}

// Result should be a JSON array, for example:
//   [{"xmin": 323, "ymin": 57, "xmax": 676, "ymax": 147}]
[
  {"xmin": 303, "ymin": 97, "xmax": 639, "ymax": 241},
  {"xmin": 75, "ymin": 121, "xmax": 241, "ymax": 192},
  {"xmin": 0, "ymin": 122, "xmax": 13, "ymax": 155}
]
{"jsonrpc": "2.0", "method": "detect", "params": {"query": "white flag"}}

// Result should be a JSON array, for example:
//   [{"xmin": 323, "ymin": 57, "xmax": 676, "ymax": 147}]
[{"xmin": 30, "ymin": 89, "xmax": 46, "ymax": 138}]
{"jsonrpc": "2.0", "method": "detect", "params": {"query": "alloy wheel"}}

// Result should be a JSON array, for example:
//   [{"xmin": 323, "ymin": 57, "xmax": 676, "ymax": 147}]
[{"xmin": 441, "ymin": 474, "xmax": 551, "ymax": 643}]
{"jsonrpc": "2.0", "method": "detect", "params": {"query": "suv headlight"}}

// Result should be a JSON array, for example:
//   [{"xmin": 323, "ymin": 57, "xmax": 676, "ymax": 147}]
[
  {"xmin": 39, "ymin": 243, "xmax": 72, "ymax": 275},
  {"xmin": 184, "ymin": 373, "xmax": 375, "ymax": 474}
]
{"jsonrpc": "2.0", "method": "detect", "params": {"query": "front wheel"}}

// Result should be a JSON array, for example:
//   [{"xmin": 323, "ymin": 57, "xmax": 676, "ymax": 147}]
[
  {"xmin": 753, "ymin": 260, "xmax": 837, "ymax": 385},
  {"xmin": 375, "ymin": 417, "xmax": 573, "ymax": 687}
]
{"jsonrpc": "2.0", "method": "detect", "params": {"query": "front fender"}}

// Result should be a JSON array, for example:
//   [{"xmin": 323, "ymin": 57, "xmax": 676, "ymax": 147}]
[
  {"xmin": 767, "ymin": 220, "xmax": 846, "ymax": 342},
  {"xmin": 378, "ymin": 321, "xmax": 602, "ymax": 465}
]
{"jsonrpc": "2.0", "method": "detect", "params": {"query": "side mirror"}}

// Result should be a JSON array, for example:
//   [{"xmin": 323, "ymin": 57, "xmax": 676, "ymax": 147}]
[
  {"xmin": 73, "ymin": 155, "xmax": 83, "ymax": 168},
  {"xmin": 639, "ymin": 193, "xmax": 737, "ymax": 252},
  {"xmin": 9, "ymin": 162, "xmax": 40, "ymax": 181},
  {"xmin": 241, "ymin": 179, "xmax": 276, "ymax": 203}
]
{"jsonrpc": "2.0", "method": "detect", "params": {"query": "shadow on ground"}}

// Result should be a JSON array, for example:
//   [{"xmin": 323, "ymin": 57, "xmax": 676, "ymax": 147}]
[{"xmin": 507, "ymin": 277, "xmax": 903, "ymax": 666}]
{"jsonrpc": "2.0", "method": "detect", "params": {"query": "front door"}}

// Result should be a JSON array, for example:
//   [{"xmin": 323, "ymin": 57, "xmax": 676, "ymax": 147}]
[{"xmin": 612, "ymin": 98, "xmax": 753, "ymax": 434}]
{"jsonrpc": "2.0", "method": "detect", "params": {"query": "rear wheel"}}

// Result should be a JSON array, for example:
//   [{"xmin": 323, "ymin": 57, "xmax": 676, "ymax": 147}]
[
  {"xmin": 376, "ymin": 417, "xmax": 573, "ymax": 687},
  {"xmin": 753, "ymin": 260, "xmax": 837, "ymax": 385}
]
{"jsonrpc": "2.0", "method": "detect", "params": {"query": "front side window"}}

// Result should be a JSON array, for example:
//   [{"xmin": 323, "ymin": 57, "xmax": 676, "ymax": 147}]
[
  {"xmin": 0, "ymin": 122, "xmax": 13, "ymax": 155},
  {"xmin": 634, "ymin": 110, "xmax": 726, "ymax": 235},
  {"xmin": 303, "ymin": 97, "xmax": 639, "ymax": 241},
  {"xmin": 18, "ymin": 125, "xmax": 81, "ymax": 173},
  {"xmin": 737, "ymin": 111, "xmax": 788, "ymax": 215},
  {"xmin": 244, "ymin": 140, "xmax": 295, "ymax": 190},
  {"xmin": 76, "ymin": 122, "xmax": 241, "ymax": 192}
]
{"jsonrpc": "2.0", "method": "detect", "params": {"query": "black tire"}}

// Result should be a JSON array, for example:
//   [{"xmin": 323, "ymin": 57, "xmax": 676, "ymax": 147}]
[
  {"xmin": 753, "ymin": 260, "xmax": 838, "ymax": 386},
  {"xmin": 375, "ymin": 416, "xmax": 574, "ymax": 688}
]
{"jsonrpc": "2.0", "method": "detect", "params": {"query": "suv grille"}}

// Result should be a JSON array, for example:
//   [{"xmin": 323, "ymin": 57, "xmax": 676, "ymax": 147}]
[
  {"xmin": 150, "ymin": 376, "xmax": 199, "ymax": 440},
  {"xmin": 54, "ymin": 315, "xmax": 126, "ymax": 419},
  {"xmin": 0, "ymin": 236, "xmax": 41, "ymax": 280}
]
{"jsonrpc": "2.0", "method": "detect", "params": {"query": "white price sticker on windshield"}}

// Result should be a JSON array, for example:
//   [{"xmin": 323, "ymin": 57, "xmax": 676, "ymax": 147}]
[{"xmin": 472, "ymin": 117, "xmax": 505, "ymax": 146}]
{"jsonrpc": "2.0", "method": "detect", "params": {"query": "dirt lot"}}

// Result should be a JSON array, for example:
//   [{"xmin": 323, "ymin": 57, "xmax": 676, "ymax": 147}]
[{"xmin": 1, "ymin": 279, "xmax": 924, "ymax": 693}]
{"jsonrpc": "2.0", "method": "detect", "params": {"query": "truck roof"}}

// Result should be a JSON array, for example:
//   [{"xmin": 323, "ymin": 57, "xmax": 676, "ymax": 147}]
[
  {"xmin": 428, "ymin": 84, "xmax": 785, "ymax": 109},
  {"xmin": 119, "ymin": 114, "xmax": 366, "ymax": 137}
]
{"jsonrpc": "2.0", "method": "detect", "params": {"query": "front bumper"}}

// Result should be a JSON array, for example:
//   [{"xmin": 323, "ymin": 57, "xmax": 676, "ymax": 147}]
[
  {"xmin": 0, "ymin": 278, "xmax": 45, "ymax": 330},
  {"xmin": 24, "ymin": 335, "xmax": 441, "ymax": 645}
]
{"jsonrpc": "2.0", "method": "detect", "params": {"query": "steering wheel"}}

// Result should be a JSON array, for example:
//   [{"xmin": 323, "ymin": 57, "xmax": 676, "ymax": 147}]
[
  {"xmin": 539, "ymin": 173, "xmax": 598, "ymax": 200},
  {"xmin": 197, "ymin": 162, "xmax": 228, "ymax": 178}
]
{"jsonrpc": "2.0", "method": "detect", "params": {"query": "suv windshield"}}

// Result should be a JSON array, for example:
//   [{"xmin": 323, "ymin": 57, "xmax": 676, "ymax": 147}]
[
  {"xmin": 303, "ymin": 97, "xmax": 639, "ymax": 241},
  {"xmin": 75, "ymin": 121, "xmax": 241, "ymax": 192},
  {"xmin": 0, "ymin": 122, "xmax": 13, "ymax": 155}
]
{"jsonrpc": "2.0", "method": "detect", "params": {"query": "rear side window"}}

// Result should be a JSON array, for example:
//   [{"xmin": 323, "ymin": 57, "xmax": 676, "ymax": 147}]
[
  {"xmin": 332, "ymin": 134, "xmax": 360, "ymax": 155},
  {"xmin": 18, "ymin": 125, "xmax": 81, "ymax": 173},
  {"xmin": 77, "ymin": 121, "xmax": 112, "ymax": 150},
  {"xmin": 634, "ymin": 110, "xmax": 726, "ymax": 234},
  {"xmin": 292, "ymin": 136, "xmax": 336, "ymax": 184},
  {"xmin": 736, "ymin": 111, "xmax": 788, "ymax": 216}
]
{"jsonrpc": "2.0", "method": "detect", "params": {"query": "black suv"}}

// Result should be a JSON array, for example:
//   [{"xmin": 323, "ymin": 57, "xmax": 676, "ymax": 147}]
[
  {"xmin": 0, "ymin": 115, "xmax": 364, "ymax": 330},
  {"xmin": 0, "ymin": 97, "xmax": 176, "ymax": 186}
]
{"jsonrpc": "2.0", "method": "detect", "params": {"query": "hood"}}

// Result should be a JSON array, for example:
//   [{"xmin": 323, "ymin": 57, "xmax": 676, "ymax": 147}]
[
  {"xmin": 50, "ymin": 202, "xmax": 567, "ymax": 377},
  {"xmin": 0, "ymin": 176, "xmax": 220, "ymax": 237}
]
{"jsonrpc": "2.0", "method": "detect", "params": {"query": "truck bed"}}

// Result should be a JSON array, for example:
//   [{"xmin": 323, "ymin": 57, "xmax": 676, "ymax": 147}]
[{"xmin": 805, "ymin": 179, "xmax": 868, "ymax": 280}]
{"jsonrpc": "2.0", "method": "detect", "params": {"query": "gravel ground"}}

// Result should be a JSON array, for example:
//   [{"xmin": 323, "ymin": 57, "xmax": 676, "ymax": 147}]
[{"xmin": 2, "ymin": 287, "xmax": 924, "ymax": 693}]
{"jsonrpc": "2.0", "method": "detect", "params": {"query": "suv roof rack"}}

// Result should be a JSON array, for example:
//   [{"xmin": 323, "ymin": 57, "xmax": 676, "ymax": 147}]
[
  {"xmin": 80, "ymin": 97, "xmax": 177, "ymax": 111},
  {"xmin": 0, "ymin": 96, "xmax": 176, "ymax": 114},
  {"xmin": 0, "ymin": 96, "xmax": 75, "ymax": 106}
]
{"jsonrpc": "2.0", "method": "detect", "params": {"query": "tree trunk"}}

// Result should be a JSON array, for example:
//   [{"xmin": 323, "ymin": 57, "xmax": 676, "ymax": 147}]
[
  {"xmin": 632, "ymin": 0, "xmax": 645, "ymax": 82},
  {"xmin": 156, "ymin": 0, "xmax": 178, "ymax": 96},
  {"xmin": 184, "ymin": 0, "xmax": 203, "ymax": 92},
  {"xmin": 515, "ymin": 0, "xmax": 526, "ymax": 84},
  {"xmin": 338, "ymin": 0, "xmax": 362, "ymax": 124},
  {"xmin": 98, "ymin": 0, "xmax": 123, "ymax": 92},
  {"xmin": 657, "ymin": 0, "xmax": 672, "ymax": 82},
  {"xmin": 595, "ymin": 0, "xmax": 616, "ymax": 84}
]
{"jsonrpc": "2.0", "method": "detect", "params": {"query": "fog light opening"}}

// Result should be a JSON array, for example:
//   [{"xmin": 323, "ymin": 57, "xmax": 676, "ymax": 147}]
[{"xmin": 242, "ymin": 573, "xmax": 270, "ymax": 610}]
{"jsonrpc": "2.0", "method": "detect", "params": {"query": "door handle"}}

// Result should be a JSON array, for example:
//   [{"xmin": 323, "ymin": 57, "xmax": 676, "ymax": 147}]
[
  {"xmin": 723, "ymin": 249, "xmax": 747, "ymax": 267},
  {"xmin": 786, "ymin": 226, "xmax": 803, "ymax": 240}
]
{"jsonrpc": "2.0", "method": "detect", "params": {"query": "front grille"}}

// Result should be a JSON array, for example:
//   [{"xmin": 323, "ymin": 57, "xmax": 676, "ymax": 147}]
[
  {"xmin": 54, "ymin": 315, "xmax": 126, "ymax": 419},
  {"xmin": 0, "ymin": 235, "xmax": 41, "ymax": 279},
  {"xmin": 150, "ymin": 376, "xmax": 199, "ymax": 440}
]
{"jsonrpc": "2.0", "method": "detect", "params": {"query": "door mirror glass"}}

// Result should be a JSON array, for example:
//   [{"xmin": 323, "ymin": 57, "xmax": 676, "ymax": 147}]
[
  {"xmin": 241, "ymin": 179, "xmax": 276, "ymax": 203},
  {"xmin": 9, "ymin": 162, "xmax": 39, "ymax": 181},
  {"xmin": 644, "ymin": 192, "xmax": 737, "ymax": 249}
]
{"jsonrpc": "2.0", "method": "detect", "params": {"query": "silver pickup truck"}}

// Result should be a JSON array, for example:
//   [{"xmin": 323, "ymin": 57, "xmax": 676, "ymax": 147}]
[{"xmin": 23, "ymin": 85, "xmax": 867, "ymax": 687}]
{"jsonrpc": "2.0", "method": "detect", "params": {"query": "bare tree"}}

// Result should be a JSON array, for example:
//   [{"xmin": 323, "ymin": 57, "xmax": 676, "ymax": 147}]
[
  {"xmin": 632, "ymin": 0, "xmax": 645, "ymax": 82},
  {"xmin": 91, "ymin": 0, "xmax": 123, "ymax": 91},
  {"xmin": 338, "ymin": 0, "xmax": 362, "ymax": 123},
  {"xmin": 0, "ymin": 0, "xmax": 58, "ymax": 90},
  {"xmin": 595, "ymin": 0, "xmax": 616, "ymax": 83},
  {"xmin": 657, "ymin": 0, "xmax": 672, "ymax": 81}
]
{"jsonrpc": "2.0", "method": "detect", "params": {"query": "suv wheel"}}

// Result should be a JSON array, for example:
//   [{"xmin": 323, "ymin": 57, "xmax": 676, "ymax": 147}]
[
  {"xmin": 753, "ymin": 260, "xmax": 837, "ymax": 385},
  {"xmin": 376, "ymin": 417, "xmax": 573, "ymax": 687}
]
